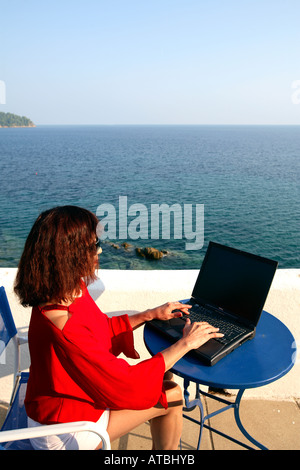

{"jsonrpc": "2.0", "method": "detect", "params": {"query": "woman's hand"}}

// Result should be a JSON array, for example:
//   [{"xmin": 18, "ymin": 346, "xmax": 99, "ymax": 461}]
[
  {"xmin": 127, "ymin": 301, "xmax": 191, "ymax": 330},
  {"xmin": 182, "ymin": 318, "xmax": 223, "ymax": 350},
  {"xmin": 161, "ymin": 318, "xmax": 224, "ymax": 371},
  {"xmin": 149, "ymin": 301, "xmax": 191, "ymax": 321}
]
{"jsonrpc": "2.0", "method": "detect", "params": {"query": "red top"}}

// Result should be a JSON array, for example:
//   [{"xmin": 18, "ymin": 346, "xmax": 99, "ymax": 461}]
[{"xmin": 25, "ymin": 284, "xmax": 167, "ymax": 425}]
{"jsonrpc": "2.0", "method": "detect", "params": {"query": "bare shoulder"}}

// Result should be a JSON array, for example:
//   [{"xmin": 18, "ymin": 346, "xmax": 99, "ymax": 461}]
[{"xmin": 43, "ymin": 309, "xmax": 71, "ymax": 330}]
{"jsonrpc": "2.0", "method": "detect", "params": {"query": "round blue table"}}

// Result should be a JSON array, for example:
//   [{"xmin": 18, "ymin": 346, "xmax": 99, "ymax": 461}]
[{"xmin": 144, "ymin": 310, "xmax": 296, "ymax": 450}]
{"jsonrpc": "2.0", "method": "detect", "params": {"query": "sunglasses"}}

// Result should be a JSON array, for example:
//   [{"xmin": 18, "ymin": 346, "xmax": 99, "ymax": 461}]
[{"xmin": 95, "ymin": 237, "xmax": 101, "ymax": 251}]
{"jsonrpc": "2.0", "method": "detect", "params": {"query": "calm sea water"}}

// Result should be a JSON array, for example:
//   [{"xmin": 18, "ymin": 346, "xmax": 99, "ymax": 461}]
[{"xmin": 0, "ymin": 125, "xmax": 299, "ymax": 269}]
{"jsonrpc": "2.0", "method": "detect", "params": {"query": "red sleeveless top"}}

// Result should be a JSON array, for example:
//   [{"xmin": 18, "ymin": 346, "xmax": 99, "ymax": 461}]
[{"xmin": 25, "ymin": 285, "xmax": 167, "ymax": 424}]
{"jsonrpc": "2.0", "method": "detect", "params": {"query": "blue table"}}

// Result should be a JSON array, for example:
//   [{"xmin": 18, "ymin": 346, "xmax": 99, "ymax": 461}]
[{"xmin": 144, "ymin": 310, "xmax": 296, "ymax": 450}]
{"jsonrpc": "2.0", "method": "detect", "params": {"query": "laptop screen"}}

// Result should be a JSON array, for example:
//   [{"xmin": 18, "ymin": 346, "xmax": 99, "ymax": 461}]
[{"xmin": 192, "ymin": 242, "xmax": 278, "ymax": 327}]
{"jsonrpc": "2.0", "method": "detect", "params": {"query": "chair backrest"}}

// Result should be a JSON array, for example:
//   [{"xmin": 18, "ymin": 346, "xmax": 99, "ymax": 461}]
[
  {"xmin": 1, "ymin": 372, "xmax": 33, "ymax": 450},
  {"xmin": 0, "ymin": 287, "xmax": 17, "ymax": 356}
]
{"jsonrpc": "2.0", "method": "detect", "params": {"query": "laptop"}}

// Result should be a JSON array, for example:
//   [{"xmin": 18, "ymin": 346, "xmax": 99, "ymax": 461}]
[{"xmin": 148, "ymin": 241, "xmax": 278, "ymax": 366}]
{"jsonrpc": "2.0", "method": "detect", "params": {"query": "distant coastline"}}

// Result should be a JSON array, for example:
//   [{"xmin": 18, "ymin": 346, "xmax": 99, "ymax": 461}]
[
  {"xmin": 0, "ymin": 125, "xmax": 36, "ymax": 128},
  {"xmin": 0, "ymin": 112, "xmax": 35, "ymax": 128}
]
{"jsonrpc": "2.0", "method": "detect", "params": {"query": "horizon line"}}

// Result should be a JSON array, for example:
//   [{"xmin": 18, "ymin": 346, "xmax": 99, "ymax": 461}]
[{"xmin": 30, "ymin": 123, "xmax": 300, "ymax": 127}]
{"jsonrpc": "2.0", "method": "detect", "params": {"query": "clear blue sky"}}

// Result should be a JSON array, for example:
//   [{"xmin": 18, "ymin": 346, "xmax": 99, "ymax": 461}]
[{"xmin": 1, "ymin": 0, "xmax": 300, "ymax": 125}]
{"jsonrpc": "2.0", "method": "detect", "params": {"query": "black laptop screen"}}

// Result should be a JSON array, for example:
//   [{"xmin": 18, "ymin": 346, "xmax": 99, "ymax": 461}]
[{"xmin": 192, "ymin": 242, "xmax": 278, "ymax": 326}]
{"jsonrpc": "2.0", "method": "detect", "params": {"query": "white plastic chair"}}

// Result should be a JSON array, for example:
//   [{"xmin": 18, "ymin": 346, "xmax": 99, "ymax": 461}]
[{"xmin": 0, "ymin": 286, "xmax": 111, "ymax": 450}]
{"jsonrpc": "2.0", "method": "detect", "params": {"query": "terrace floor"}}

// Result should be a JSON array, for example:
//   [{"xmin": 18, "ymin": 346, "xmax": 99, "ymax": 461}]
[
  {"xmin": 1, "ymin": 394, "xmax": 299, "ymax": 450},
  {"xmin": 111, "ymin": 394, "xmax": 300, "ymax": 451}
]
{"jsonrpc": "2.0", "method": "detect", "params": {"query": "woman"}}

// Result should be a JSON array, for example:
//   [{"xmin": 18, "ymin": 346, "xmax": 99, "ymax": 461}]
[{"xmin": 14, "ymin": 205, "xmax": 223, "ymax": 450}]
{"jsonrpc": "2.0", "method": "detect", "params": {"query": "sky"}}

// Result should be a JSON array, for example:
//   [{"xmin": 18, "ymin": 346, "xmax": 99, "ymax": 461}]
[{"xmin": 1, "ymin": 0, "xmax": 300, "ymax": 125}]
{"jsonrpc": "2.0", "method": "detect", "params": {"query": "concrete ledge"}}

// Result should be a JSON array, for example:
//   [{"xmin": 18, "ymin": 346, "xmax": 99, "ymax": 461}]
[{"xmin": 0, "ymin": 268, "xmax": 299, "ymax": 402}]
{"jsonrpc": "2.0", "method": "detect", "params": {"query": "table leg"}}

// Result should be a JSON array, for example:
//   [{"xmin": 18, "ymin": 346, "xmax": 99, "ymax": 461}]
[
  {"xmin": 182, "ymin": 379, "xmax": 204, "ymax": 450},
  {"xmin": 182, "ymin": 380, "xmax": 268, "ymax": 450},
  {"xmin": 234, "ymin": 389, "xmax": 268, "ymax": 450}
]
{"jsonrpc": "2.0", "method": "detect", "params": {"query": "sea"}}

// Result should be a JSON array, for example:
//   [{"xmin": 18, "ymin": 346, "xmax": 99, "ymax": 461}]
[{"xmin": 0, "ymin": 125, "xmax": 299, "ymax": 270}]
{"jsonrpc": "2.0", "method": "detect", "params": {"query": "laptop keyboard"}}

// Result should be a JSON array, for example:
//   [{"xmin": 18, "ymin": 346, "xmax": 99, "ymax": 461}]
[{"xmin": 187, "ymin": 305, "xmax": 247, "ymax": 345}]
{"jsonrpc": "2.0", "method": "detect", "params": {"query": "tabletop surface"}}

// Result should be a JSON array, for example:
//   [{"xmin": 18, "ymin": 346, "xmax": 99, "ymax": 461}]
[{"xmin": 144, "ymin": 311, "xmax": 296, "ymax": 389}]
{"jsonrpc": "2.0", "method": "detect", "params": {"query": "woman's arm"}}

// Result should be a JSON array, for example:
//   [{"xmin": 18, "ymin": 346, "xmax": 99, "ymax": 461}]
[
  {"xmin": 127, "ymin": 302, "xmax": 191, "ymax": 330},
  {"xmin": 127, "ymin": 302, "xmax": 224, "ymax": 371},
  {"xmin": 160, "ymin": 318, "xmax": 223, "ymax": 371}
]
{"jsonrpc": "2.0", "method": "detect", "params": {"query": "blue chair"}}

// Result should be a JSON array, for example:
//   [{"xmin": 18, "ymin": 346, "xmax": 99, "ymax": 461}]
[{"xmin": 0, "ymin": 286, "xmax": 111, "ymax": 450}]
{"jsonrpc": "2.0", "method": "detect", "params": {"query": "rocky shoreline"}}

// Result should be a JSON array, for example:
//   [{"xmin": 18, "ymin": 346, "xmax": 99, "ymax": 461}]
[
  {"xmin": 105, "ymin": 241, "xmax": 169, "ymax": 261},
  {"xmin": 0, "ymin": 124, "xmax": 36, "ymax": 128}
]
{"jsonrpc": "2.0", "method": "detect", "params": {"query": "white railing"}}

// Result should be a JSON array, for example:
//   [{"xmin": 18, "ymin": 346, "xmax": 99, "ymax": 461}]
[{"xmin": 1, "ymin": 268, "xmax": 299, "ymax": 401}]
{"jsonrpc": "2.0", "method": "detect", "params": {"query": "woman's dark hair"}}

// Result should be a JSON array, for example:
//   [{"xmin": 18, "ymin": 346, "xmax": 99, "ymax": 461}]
[{"xmin": 14, "ymin": 206, "xmax": 99, "ymax": 307}]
